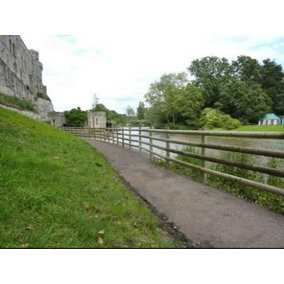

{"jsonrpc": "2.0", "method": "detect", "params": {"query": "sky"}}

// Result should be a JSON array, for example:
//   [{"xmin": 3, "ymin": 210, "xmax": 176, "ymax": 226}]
[
  {"xmin": 21, "ymin": 34, "xmax": 284, "ymax": 114},
  {"xmin": 1, "ymin": 0, "xmax": 280, "ymax": 114}
]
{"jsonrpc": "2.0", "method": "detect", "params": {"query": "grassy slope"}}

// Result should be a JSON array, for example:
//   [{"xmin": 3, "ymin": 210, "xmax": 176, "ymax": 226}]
[{"xmin": 0, "ymin": 107, "xmax": 182, "ymax": 248}]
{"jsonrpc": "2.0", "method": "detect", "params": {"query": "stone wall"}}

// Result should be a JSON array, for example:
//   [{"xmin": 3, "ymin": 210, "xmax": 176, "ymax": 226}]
[
  {"xmin": 0, "ymin": 103, "xmax": 42, "ymax": 120},
  {"xmin": 0, "ymin": 35, "xmax": 53, "ymax": 120}
]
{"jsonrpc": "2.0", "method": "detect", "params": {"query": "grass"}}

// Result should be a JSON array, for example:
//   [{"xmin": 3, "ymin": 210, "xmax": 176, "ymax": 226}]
[
  {"xmin": 213, "ymin": 124, "xmax": 284, "ymax": 132},
  {"xmin": 0, "ymin": 92, "xmax": 36, "ymax": 112},
  {"xmin": 0, "ymin": 106, "xmax": 184, "ymax": 248}
]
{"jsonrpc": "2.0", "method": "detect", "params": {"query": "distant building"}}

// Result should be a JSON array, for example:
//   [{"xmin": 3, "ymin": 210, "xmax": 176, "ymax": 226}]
[
  {"xmin": 87, "ymin": 111, "xmax": 106, "ymax": 128},
  {"xmin": 258, "ymin": 113, "xmax": 282, "ymax": 126},
  {"xmin": 48, "ymin": 112, "xmax": 66, "ymax": 127},
  {"xmin": 48, "ymin": 111, "xmax": 106, "ymax": 128}
]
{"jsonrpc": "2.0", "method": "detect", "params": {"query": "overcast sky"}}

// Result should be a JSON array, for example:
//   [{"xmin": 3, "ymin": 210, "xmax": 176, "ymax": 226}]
[{"xmin": 6, "ymin": 0, "xmax": 284, "ymax": 114}]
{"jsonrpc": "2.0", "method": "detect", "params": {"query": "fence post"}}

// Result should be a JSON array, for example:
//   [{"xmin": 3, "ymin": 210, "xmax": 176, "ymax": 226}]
[
  {"xmin": 129, "ymin": 126, "xmax": 131, "ymax": 150},
  {"xmin": 104, "ymin": 128, "xmax": 106, "ymax": 142},
  {"xmin": 139, "ymin": 126, "xmax": 142, "ymax": 153},
  {"xmin": 201, "ymin": 134, "xmax": 207, "ymax": 184},
  {"xmin": 117, "ymin": 128, "xmax": 119, "ymax": 145},
  {"xmin": 122, "ymin": 127, "xmax": 125, "ymax": 148},
  {"xmin": 149, "ymin": 127, "xmax": 153, "ymax": 161},
  {"xmin": 166, "ymin": 128, "xmax": 170, "ymax": 168}
]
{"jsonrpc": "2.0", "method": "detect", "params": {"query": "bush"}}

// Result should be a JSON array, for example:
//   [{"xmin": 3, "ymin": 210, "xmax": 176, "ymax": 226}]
[
  {"xmin": 221, "ymin": 114, "xmax": 241, "ymax": 130},
  {"xmin": 200, "ymin": 108, "xmax": 241, "ymax": 130},
  {"xmin": 200, "ymin": 108, "xmax": 223, "ymax": 129},
  {"xmin": 64, "ymin": 107, "xmax": 87, "ymax": 127}
]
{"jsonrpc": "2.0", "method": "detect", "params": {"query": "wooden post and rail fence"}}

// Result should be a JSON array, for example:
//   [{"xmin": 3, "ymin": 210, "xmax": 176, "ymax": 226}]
[{"xmin": 61, "ymin": 126, "xmax": 284, "ymax": 197}]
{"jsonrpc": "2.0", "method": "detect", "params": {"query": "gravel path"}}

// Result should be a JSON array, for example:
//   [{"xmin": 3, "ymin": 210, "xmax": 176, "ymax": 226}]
[{"xmin": 85, "ymin": 139, "xmax": 284, "ymax": 248}]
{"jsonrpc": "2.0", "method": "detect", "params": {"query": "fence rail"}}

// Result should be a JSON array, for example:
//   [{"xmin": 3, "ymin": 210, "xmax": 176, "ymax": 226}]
[{"xmin": 61, "ymin": 127, "xmax": 284, "ymax": 197}]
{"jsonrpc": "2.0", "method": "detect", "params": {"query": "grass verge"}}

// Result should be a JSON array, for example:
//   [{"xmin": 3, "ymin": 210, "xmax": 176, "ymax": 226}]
[
  {"xmin": 0, "ymin": 106, "xmax": 184, "ymax": 248},
  {"xmin": 213, "ymin": 124, "xmax": 284, "ymax": 132}
]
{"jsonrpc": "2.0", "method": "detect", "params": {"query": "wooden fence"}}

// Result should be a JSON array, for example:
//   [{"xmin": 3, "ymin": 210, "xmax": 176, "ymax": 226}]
[{"xmin": 61, "ymin": 127, "xmax": 284, "ymax": 197}]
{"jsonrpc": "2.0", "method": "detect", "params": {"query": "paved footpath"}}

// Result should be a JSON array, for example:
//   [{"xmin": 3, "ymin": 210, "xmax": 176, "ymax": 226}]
[{"xmin": 85, "ymin": 139, "xmax": 284, "ymax": 248}]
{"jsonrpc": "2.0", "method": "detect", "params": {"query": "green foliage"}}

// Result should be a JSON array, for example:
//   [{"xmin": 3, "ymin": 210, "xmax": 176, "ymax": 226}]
[
  {"xmin": 173, "ymin": 84, "xmax": 204, "ymax": 127},
  {"xmin": 136, "ymin": 101, "xmax": 145, "ymax": 120},
  {"xmin": 188, "ymin": 55, "xmax": 283, "ymax": 124},
  {"xmin": 0, "ymin": 92, "xmax": 36, "ymax": 112},
  {"xmin": 0, "ymin": 106, "xmax": 183, "ymax": 248},
  {"xmin": 200, "ymin": 108, "xmax": 223, "ymax": 129},
  {"xmin": 64, "ymin": 107, "xmax": 87, "ymax": 127},
  {"xmin": 260, "ymin": 59, "xmax": 284, "ymax": 115},
  {"xmin": 170, "ymin": 146, "xmax": 203, "ymax": 182},
  {"xmin": 126, "ymin": 105, "xmax": 135, "ymax": 117},
  {"xmin": 145, "ymin": 72, "xmax": 189, "ymax": 125},
  {"xmin": 221, "ymin": 114, "xmax": 241, "ymax": 130},
  {"xmin": 37, "ymin": 92, "xmax": 51, "ymax": 101},
  {"xmin": 188, "ymin": 56, "xmax": 232, "ymax": 108},
  {"xmin": 217, "ymin": 81, "xmax": 272, "ymax": 124}
]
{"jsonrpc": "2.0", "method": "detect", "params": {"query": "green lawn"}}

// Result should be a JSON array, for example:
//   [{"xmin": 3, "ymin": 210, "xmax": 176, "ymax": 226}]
[
  {"xmin": 213, "ymin": 124, "xmax": 284, "ymax": 132},
  {"xmin": 0, "ymin": 107, "xmax": 183, "ymax": 248}
]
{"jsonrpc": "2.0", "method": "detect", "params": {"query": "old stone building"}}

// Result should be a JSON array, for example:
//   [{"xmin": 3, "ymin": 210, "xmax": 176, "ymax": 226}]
[
  {"xmin": 48, "ymin": 111, "xmax": 106, "ymax": 128},
  {"xmin": 0, "ymin": 35, "xmax": 53, "ymax": 120},
  {"xmin": 87, "ymin": 111, "xmax": 106, "ymax": 128}
]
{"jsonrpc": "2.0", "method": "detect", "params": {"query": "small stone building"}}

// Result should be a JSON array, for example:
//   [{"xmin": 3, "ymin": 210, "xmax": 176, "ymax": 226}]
[
  {"xmin": 48, "ymin": 111, "xmax": 106, "ymax": 128},
  {"xmin": 258, "ymin": 113, "xmax": 281, "ymax": 126},
  {"xmin": 48, "ymin": 112, "xmax": 66, "ymax": 127},
  {"xmin": 87, "ymin": 111, "xmax": 106, "ymax": 128}
]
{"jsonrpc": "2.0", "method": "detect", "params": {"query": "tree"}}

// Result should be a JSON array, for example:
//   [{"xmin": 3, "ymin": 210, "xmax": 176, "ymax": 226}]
[
  {"xmin": 126, "ymin": 106, "xmax": 135, "ymax": 117},
  {"xmin": 260, "ymin": 59, "xmax": 284, "ymax": 115},
  {"xmin": 217, "ymin": 81, "xmax": 272, "ymax": 124},
  {"xmin": 187, "ymin": 56, "xmax": 232, "ymax": 108},
  {"xmin": 136, "ymin": 101, "xmax": 145, "ymax": 120},
  {"xmin": 231, "ymin": 55, "xmax": 262, "ymax": 82},
  {"xmin": 144, "ymin": 73, "xmax": 188, "ymax": 125},
  {"xmin": 64, "ymin": 107, "xmax": 87, "ymax": 127},
  {"xmin": 173, "ymin": 84, "xmax": 204, "ymax": 126}
]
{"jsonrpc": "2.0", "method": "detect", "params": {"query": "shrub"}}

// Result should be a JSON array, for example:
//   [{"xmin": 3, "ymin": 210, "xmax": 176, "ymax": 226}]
[
  {"xmin": 200, "ymin": 108, "xmax": 241, "ymax": 130},
  {"xmin": 221, "ymin": 114, "xmax": 241, "ymax": 130},
  {"xmin": 200, "ymin": 108, "xmax": 223, "ymax": 129},
  {"xmin": 64, "ymin": 107, "xmax": 87, "ymax": 127}
]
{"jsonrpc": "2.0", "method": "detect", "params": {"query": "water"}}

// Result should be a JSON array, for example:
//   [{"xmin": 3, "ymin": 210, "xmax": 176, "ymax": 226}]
[{"xmin": 109, "ymin": 127, "xmax": 284, "ymax": 171}]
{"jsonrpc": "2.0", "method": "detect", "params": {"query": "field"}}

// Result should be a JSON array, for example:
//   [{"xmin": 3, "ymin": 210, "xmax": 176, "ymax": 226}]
[
  {"xmin": 213, "ymin": 124, "xmax": 284, "ymax": 132},
  {"xmin": 0, "ymin": 107, "xmax": 183, "ymax": 248}
]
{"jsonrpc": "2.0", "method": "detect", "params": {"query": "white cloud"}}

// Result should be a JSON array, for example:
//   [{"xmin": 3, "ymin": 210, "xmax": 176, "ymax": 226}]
[{"xmin": 16, "ymin": 1, "xmax": 284, "ymax": 114}]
